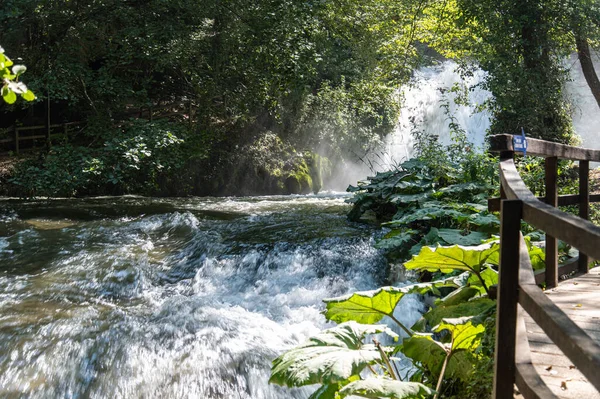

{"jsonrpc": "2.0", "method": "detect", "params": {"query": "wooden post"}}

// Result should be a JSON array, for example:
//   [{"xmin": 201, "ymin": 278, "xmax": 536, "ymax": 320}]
[
  {"xmin": 188, "ymin": 100, "xmax": 193, "ymax": 129},
  {"xmin": 493, "ymin": 199, "xmax": 523, "ymax": 399},
  {"xmin": 579, "ymin": 160, "xmax": 590, "ymax": 273},
  {"xmin": 14, "ymin": 126, "xmax": 19, "ymax": 155},
  {"xmin": 545, "ymin": 156, "xmax": 558, "ymax": 288},
  {"xmin": 46, "ymin": 93, "xmax": 51, "ymax": 145}
]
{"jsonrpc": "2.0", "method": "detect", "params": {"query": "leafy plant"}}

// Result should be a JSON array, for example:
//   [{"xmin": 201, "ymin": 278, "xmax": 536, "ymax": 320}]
[
  {"xmin": 270, "ymin": 233, "xmax": 553, "ymax": 399},
  {"xmin": 9, "ymin": 119, "xmax": 186, "ymax": 197},
  {"xmin": 1, "ymin": 46, "xmax": 35, "ymax": 104}
]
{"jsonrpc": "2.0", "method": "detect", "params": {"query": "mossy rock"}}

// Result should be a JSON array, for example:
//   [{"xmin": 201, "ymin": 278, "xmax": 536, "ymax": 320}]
[
  {"xmin": 284, "ymin": 175, "xmax": 302, "ymax": 194},
  {"xmin": 284, "ymin": 172, "xmax": 312, "ymax": 194}
]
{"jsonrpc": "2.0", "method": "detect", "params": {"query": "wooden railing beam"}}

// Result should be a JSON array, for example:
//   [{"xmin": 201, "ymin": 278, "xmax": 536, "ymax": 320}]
[
  {"xmin": 488, "ymin": 194, "xmax": 600, "ymax": 212},
  {"xmin": 490, "ymin": 134, "xmax": 600, "ymax": 161}
]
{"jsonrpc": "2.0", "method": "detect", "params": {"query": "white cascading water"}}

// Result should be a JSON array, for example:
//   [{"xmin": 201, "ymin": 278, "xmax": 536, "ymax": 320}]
[
  {"xmin": 380, "ymin": 55, "xmax": 600, "ymax": 171},
  {"xmin": 383, "ymin": 62, "xmax": 492, "ymax": 168}
]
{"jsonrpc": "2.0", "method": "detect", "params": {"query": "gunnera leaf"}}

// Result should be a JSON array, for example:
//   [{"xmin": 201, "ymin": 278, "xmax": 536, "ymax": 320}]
[
  {"xmin": 404, "ymin": 243, "xmax": 500, "ymax": 274},
  {"xmin": 269, "ymin": 322, "xmax": 396, "ymax": 387},
  {"xmin": 338, "ymin": 378, "xmax": 435, "ymax": 399}
]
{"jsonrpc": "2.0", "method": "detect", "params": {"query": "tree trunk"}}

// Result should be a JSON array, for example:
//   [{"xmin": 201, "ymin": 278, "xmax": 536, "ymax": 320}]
[{"xmin": 576, "ymin": 34, "xmax": 600, "ymax": 109}]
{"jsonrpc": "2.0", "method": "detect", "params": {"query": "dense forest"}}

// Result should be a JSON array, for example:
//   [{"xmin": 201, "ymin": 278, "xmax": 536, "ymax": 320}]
[{"xmin": 1, "ymin": 0, "xmax": 600, "ymax": 197}]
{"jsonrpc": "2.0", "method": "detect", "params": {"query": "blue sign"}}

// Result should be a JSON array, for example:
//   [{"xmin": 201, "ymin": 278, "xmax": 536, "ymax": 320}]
[{"xmin": 513, "ymin": 128, "xmax": 527, "ymax": 156}]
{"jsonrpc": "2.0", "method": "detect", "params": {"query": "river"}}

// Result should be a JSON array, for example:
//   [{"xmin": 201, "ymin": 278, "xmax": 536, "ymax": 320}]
[{"xmin": 0, "ymin": 194, "xmax": 423, "ymax": 398}]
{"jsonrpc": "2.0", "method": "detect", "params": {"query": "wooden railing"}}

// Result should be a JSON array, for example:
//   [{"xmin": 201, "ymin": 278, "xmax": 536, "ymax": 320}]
[
  {"xmin": 0, "ymin": 121, "xmax": 84, "ymax": 154},
  {"xmin": 489, "ymin": 134, "xmax": 600, "ymax": 399}
]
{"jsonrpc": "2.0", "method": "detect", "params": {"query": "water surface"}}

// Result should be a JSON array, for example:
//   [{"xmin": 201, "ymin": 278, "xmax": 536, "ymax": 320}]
[{"xmin": 0, "ymin": 194, "xmax": 422, "ymax": 398}]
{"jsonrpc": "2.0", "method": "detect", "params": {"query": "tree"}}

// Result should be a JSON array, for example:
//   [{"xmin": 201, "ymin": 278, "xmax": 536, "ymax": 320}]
[{"xmin": 571, "ymin": 0, "xmax": 600, "ymax": 110}]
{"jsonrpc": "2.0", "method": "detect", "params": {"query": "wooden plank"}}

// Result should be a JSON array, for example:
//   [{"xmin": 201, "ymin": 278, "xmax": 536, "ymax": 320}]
[
  {"xmin": 18, "ymin": 135, "xmax": 46, "ymax": 141},
  {"xmin": 494, "ymin": 199, "xmax": 523, "ymax": 399},
  {"xmin": 16, "ymin": 125, "xmax": 45, "ymax": 132},
  {"xmin": 546, "ymin": 157, "xmax": 559, "ymax": 288},
  {"xmin": 579, "ymin": 160, "xmax": 590, "ymax": 273},
  {"xmin": 515, "ymin": 307, "xmax": 559, "ymax": 399},
  {"xmin": 489, "ymin": 134, "xmax": 600, "ymax": 161},
  {"xmin": 518, "ymin": 283, "xmax": 600, "ymax": 392}
]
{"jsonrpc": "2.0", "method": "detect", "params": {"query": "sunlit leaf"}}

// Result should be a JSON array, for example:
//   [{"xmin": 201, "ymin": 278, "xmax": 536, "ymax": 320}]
[
  {"xmin": 22, "ymin": 90, "xmax": 36, "ymax": 101},
  {"xmin": 2, "ymin": 88, "xmax": 17, "ymax": 104},
  {"xmin": 324, "ymin": 287, "xmax": 409, "ymax": 326},
  {"xmin": 338, "ymin": 378, "xmax": 435, "ymax": 399},
  {"xmin": 423, "ymin": 298, "xmax": 495, "ymax": 327},
  {"xmin": 404, "ymin": 243, "xmax": 500, "ymax": 274},
  {"xmin": 12, "ymin": 64, "xmax": 26, "ymax": 77},
  {"xmin": 270, "ymin": 322, "xmax": 395, "ymax": 387},
  {"xmin": 433, "ymin": 317, "xmax": 485, "ymax": 351}
]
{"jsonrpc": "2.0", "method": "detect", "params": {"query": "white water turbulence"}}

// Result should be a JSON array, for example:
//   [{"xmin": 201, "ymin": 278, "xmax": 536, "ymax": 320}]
[{"xmin": 0, "ymin": 195, "xmax": 424, "ymax": 398}]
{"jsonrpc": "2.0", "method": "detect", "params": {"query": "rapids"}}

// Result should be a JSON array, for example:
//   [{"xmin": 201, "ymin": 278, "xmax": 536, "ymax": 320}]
[{"xmin": 0, "ymin": 195, "xmax": 424, "ymax": 398}]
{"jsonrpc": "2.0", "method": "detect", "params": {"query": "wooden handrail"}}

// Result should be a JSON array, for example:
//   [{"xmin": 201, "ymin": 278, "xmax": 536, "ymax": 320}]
[
  {"xmin": 490, "ymin": 134, "xmax": 600, "ymax": 161},
  {"xmin": 499, "ymin": 157, "xmax": 600, "ymax": 261},
  {"xmin": 489, "ymin": 134, "xmax": 600, "ymax": 398}
]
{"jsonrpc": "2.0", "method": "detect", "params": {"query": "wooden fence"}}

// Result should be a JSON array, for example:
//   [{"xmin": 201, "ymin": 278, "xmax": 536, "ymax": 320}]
[
  {"xmin": 0, "ymin": 121, "xmax": 84, "ymax": 154},
  {"xmin": 488, "ymin": 134, "xmax": 600, "ymax": 398}
]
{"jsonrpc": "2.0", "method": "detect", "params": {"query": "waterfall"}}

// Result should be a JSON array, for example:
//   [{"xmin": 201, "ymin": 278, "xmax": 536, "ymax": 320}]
[
  {"xmin": 381, "ymin": 61, "xmax": 492, "ymax": 170},
  {"xmin": 383, "ymin": 54, "xmax": 600, "ymax": 169}
]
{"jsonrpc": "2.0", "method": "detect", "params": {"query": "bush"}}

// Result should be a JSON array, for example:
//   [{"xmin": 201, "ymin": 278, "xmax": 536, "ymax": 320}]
[{"xmin": 9, "ymin": 119, "xmax": 186, "ymax": 197}]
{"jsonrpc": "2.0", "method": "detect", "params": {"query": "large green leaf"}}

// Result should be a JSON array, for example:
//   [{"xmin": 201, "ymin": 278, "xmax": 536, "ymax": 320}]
[
  {"xmin": 270, "ymin": 322, "xmax": 396, "ymax": 387},
  {"xmin": 401, "ymin": 333, "xmax": 471, "ymax": 381},
  {"xmin": 524, "ymin": 237, "xmax": 545, "ymax": 270},
  {"xmin": 323, "ymin": 287, "xmax": 409, "ymax": 325},
  {"xmin": 467, "ymin": 266, "xmax": 498, "ymax": 293},
  {"xmin": 323, "ymin": 276, "xmax": 472, "ymax": 327},
  {"xmin": 423, "ymin": 298, "xmax": 495, "ymax": 327},
  {"xmin": 437, "ymin": 229, "xmax": 488, "ymax": 245},
  {"xmin": 404, "ymin": 243, "xmax": 500, "ymax": 274},
  {"xmin": 402, "ymin": 317, "xmax": 484, "ymax": 382},
  {"xmin": 338, "ymin": 378, "xmax": 435, "ymax": 399},
  {"xmin": 436, "ymin": 286, "xmax": 481, "ymax": 307},
  {"xmin": 433, "ymin": 317, "xmax": 485, "ymax": 351},
  {"xmin": 406, "ymin": 272, "xmax": 469, "ymax": 297},
  {"xmin": 375, "ymin": 229, "xmax": 418, "ymax": 250}
]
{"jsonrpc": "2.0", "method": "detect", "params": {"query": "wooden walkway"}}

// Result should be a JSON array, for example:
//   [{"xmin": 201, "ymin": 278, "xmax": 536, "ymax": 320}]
[{"xmin": 521, "ymin": 267, "xmax": 600, "ymax": 398}]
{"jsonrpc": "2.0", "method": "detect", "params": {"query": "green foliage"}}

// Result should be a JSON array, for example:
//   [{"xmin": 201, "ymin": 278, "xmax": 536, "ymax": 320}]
[
  {"xmin": 347, "ymin": 137, "xmax": 499, "ymax": 262},
  {"xmin": 271, "ymin": 233, "xmax": 553, "ymax": 398},
  {"xmin": 9, "ymin": 120, "xmax": 186, "ymax": 197},
  {"xmin": 1, "ymin": 46, "xmax": 35, "ymax": 104}
]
